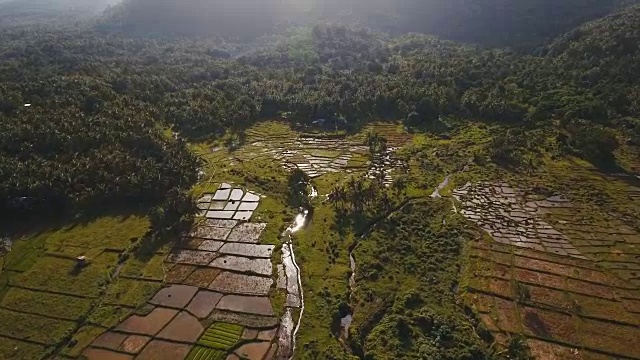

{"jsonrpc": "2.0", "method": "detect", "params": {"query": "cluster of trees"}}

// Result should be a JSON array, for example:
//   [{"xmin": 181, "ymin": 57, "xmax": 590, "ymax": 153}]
[
  {"xmin": 329, "ymin": 177, "xmax": 394, "ymax": 215},
  {"xmin": 95, "ymin": 0, "xmax": 638, "ymax": 49},
  {"xmin": 2, "ymin": 3, "xmax": 639, "ymax": 215},
  {"xmin": 0, "ymin": 64, "xmax": 200, "ymax": 216},
  {"xmin": 350, "ymin": 199, "xmax": 496, "ymax": 359}
]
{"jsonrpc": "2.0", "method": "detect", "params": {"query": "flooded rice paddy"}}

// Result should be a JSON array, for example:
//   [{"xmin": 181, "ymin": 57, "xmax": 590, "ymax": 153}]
[
  {"xmin": 83, "ymin": 183, "xmax": 282, "ymax": 360},
  {"xmin": 455, "ymin": 183, "xmax": 586, "ymax": 258}
]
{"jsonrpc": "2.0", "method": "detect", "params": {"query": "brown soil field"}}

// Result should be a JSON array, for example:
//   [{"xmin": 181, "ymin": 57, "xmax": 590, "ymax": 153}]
[
  {"xmin": 493, "ymin": 297, "xmax": 522, "ymax": 333},
  {"xmin": 526, "ymin": 339, "xmax": 582, "ymax": 360},
  {"xmin": 157, "ymin": 311, "xmax": 204, "ymax": 343},
  {"xmin": 520, "ymin": 306, "xmax": 579, "ymax": 343},
  {"xmin": 257, "ymin": 328, "xmax": 278, "ymax": 341},
  {"xmin": 165, "ymin": 264, "xmax": 197, "ymax": 283},
  {"xmin": 210, "ymin": 310, "xmax": 278, "ymax": 328},
  {"xmin": 166, "ymin": 249, "xmax": 218, "ymax": 265},
  {"xmin": 82, "ymin": 348, "xmax": 134, "ymax": 360},
  {"xmin": 527, "ymin": 285, "xmax": 572, "ymax": 310},
  {"xmin": 216, "ymin": 295, "xmax": 275, "ymax": 316},
  {"xmin": 234, "ymin": 341, "xmax": 271, "ymax": 359},
  {"xmin": 576, "ymin": 318, "xmax": 640, "ymax": 358},
  {"xmin": 120, "ymin": 335, "xmax": 151, "ymax": 354},
  {"xmin": 149, "ymin": 285, "xmax": 198, "ymax": 308},
  {"xmin": 513, "ymin": 256, "xmax": 574, "ymax": 277},
  {"xmin": 565, "ymin": 278, "xmax": 620, "ymax": 300},
  {"xmin": 487, "ymin": 277, "xmax": 514, "ymax": 298},
  {"xmin": 514, "ymin": 268, "xmax": 566, "ymax": 289},
  {"xmin": 197, "ymin": 240, "xmax": 225, "ymax": 252},
  {"xmin": 183, "ymin": 268, "xmax": 221, "ymax": 288},
  {"xmin": 226, "ymin": 223, "xmax": 267, "ymax": 243},
  {"xmin": 242, "ymin": 328, "xmax": 259, "ymax": 340},
  {"xmin": 135, "ymin": 340, "xmax": 191, "ymax": 360},
  {"xmin": 116, "ymin": 307, "xmax": 178, "ymax": 336},
  {"xmin": 92, "ymin": 331, "xmax": 127, "ymax": 350},
  {"xmin": 569, "ymin": 293, "xmax": 639, "ymax": 325},
  {"xmin": 186, "ymin": 290, "xmax": 223, "ymax": 318},
  {"xmin": 189, "ymin": 226, "xmax": 232, "ymax": 240},
  {"xmin": 208, "ymin": 272, "xmax": 273, "ymax": 296}
]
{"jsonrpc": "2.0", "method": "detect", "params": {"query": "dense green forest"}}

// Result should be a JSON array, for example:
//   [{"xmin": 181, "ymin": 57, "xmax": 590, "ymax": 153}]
[
  {"xmin": 0, "ymin": 2, "xmax": 639, "ymax": 359},
  {"xmin": 100, "ymin": 0, "xmax": 639, "ymax": 48},
  {"xmin": 0, "ymin": 0, "xmax": 118, "ymax": 27},
  {"xmin": 1, "ymin": 3, "xmax": 640, "ymax": 216}
]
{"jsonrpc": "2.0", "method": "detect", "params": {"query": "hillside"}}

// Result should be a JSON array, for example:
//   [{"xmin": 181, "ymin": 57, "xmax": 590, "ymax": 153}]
[
  {"xmin": 0, "ymin": 3, "xmax": 639, "ymax": 360},
  {"xmin": 0, "ymin": 0, "xmax": 119, "ymax": 26},
  {"xmin": 393, "ymin": 0, "xmax": 640, "ymax": 48},
  {"xmin": 548, "ymin": 3, "xmax": 640, "ymax": 90},
  {"xmin": 98, "ymin": 0, "xmax": 639, "ymax": 48}
]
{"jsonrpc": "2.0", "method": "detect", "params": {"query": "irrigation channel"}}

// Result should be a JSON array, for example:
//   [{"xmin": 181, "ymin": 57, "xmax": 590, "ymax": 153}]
[{"xmin": 277, "ymin": 185, "xmax": 316, "ymax": 359}]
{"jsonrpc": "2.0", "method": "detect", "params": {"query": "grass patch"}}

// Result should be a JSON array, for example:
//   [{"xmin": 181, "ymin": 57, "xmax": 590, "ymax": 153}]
[
  {"xmin": 345, "ymin": 153, "xmax": 368, "ymax": 168},
  {"xmin": 0, "ymin": 212, "xmax": 155, "ymax": 359},
  {"xmin": 245, "ymin": 121, "xmax": 296, "ymax": 141},
  {"xmin": 0, "ymin": 337, "xmax": 47, "ymax": 360},
  {"xmin": 295, "ymin": 201, "xmax": 353, "ymax": 359},
  {"xmin": 1, "ymin": 287, "xmax": 93, "ymax": 320},
  {"xmin": 0, "ymin": 308, "xmax": 76, "ymax": 345},
  {"xmin": 62, "ymin": 325, "xmax": 106, "ymax": 357},
  {"xmin": 42, "ymin": 215, "xmax": 148, "ymax": 251},
  {"xmin": 103, "ymin": 278, "xmax": 162, "ymax": 307},
  {"xmin": 269, "ymin": 287, "xmax": 286, "ymax": 319},
  {"xmin": 13, "ymin": 252, "xmax": 118, "ymax": 298},
  {"xmin": 253, "ymin": 196, "xmax": 288, "ymax": 247},
  {"xmin": 87, "ymin": 304, "xmax": 134, "ymax": 328},
  {"xmin": 120, "ymin": 253, "xmax": 167, "ymax": 280}
]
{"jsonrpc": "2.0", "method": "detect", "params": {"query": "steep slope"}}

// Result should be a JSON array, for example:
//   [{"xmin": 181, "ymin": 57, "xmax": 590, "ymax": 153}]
[
  {"xmin": 546, "ymin": 4, "xmax": 640, "ymax": 152},
  {"xmin": 99, "ymin": 0, "xmax": 289, "ymax": 37},
  {"xmin": 0, "ymin": 0, "xmax": 119, "ymax": 27},
  {"xmin": 547, "ymin": 3, "xmax": 640, "ymax": 86},
  {"xmin": 392, "ymin": 0, "xmax": 639, "ymax": 48},
  {"xmin": 98, "ymin": 0, "xmax": 638, "ymax": 48}
]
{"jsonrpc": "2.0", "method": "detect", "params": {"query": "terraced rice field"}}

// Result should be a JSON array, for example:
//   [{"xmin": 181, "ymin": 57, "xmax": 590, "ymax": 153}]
[
  {"xmin": 3, "ymin": 120, "xmax": 638, "ymax": 360},
  {"xmin": 239, "ymin": 121, "xmax": 410, "ymax": 186},
  {"xmin": 461, "ymin": 180, "xmax": 640, "ymax": 359},
  {"xmin": 0, "ymin": 214, "xmax": 162, "ymax": 359},
  {"xmin": 81, "ymin": 183, "xmax": 282, "ymax": 360}
]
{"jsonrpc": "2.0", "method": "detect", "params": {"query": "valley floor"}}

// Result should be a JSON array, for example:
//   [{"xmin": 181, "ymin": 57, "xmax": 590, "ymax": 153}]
[{"xmin": 1, "ymin": 121, "xmax": 639, "ymax": 359}]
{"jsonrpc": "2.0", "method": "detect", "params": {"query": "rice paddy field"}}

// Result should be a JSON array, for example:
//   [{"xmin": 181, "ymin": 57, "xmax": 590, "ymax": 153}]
[{"xmin": 1, "ymin": 120, "xmax": 639, "ymax": 359}]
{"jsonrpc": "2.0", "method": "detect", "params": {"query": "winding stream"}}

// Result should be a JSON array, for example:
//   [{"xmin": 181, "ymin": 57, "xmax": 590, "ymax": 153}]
[
  {"xmin": 277, "ymin": 186, "xmax": 315, "ymax": 359},
  {"xmin": 341, "ymin": 242, "xmax": 359, "ymax": 339}
]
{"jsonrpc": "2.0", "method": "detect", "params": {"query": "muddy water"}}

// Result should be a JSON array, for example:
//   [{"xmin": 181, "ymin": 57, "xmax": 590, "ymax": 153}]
[{"xmin": 276, "ymin": 187, "xmax": 315, "ymax": 359}]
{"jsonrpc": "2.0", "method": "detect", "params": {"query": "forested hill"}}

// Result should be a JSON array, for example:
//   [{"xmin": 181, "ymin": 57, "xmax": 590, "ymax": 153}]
[
  {"xmin": 98, "ymin": 0, "xmax": 639, "ymax": 48},
  {"xmin": 392, "ymin": 0, "xmax": 639, "ymax": 48},
  {"xmin": 0, "ymin": 0, "xmax": 119, "ymax": 27},
  {"xmin": 1, "ymin": 4, "xmax": 639, "ymax": 216},
  {"xmin": 544, "ymin": 4, "xmax": 640, "ymax": 147},
  {"xmin": 547, "ymin": 3, "xmax": 640, "ymax": 87}
]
